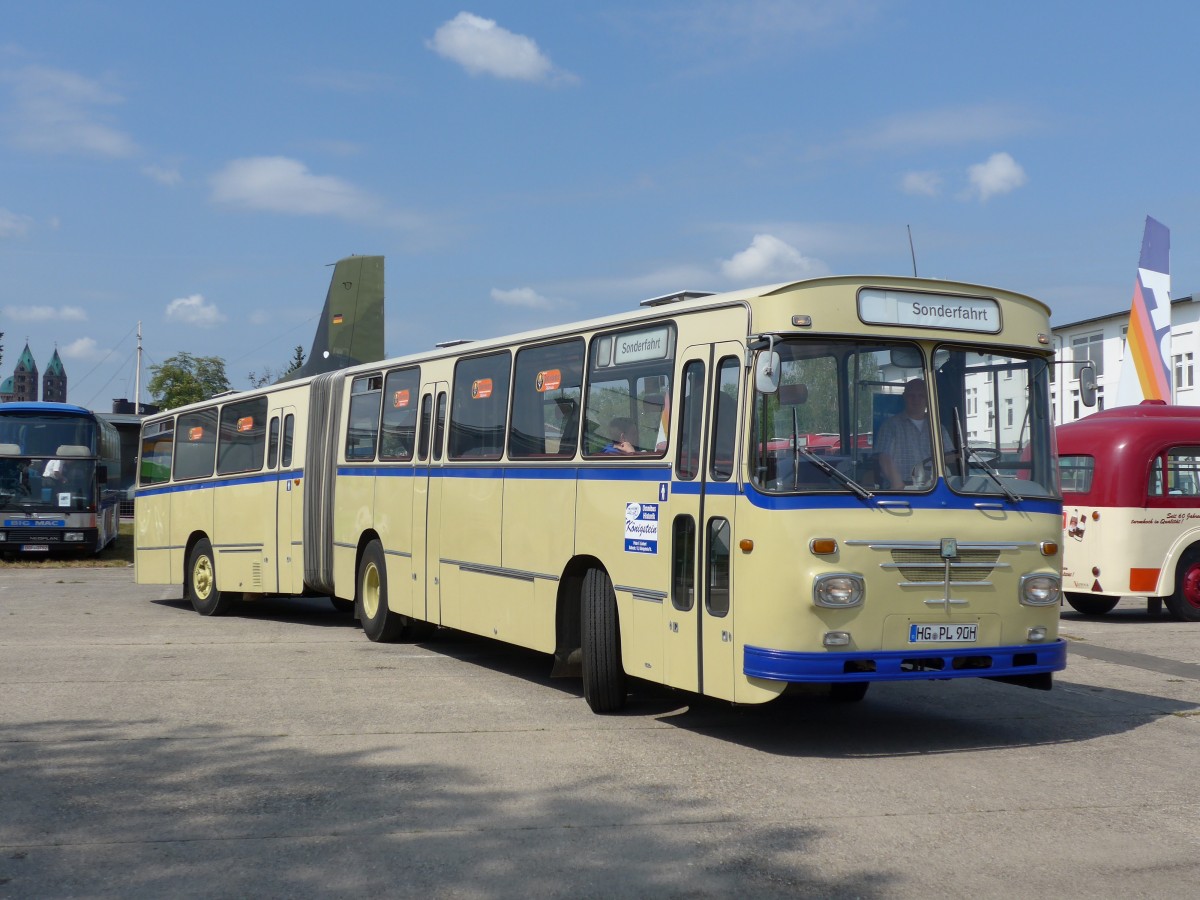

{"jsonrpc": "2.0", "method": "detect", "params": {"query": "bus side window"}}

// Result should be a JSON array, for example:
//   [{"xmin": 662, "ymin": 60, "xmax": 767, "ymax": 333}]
[
  {"xmin": 175, "ymin": 409, "xmax": 217, "ymax": 480},
  {"xmin": 671, "ymin": 515, "xmax": 696, "ymax": 611},
  {"xmin": 676, "ymin": 362, "xmax": 705, "ymax": 480},
  {"xmin": 281, "ymin": 414, "xmax": 294, "ymax": 468},
  {"xmin": 433, "ymin": 392, "xmax": 447, "ymax": 461},
  {"xmin": 417, "ymin": 394, "xmax": 433, "ymax": 462},
  {"xmin": 380, "ymin": 368, "xmax": 420, "ymax": 461},
  {"xmin": 217, "ymin": 396, "xmax": 269, "ymax": 475},
  {"xmin": 345, "ymin": 374, "xmax": 383, "ymax": 462},
  {"xmin": 508, "ymin": 339, "xmax": 584, "ymax": 459},
  {"xmin": 267, "ymin": 416, "xmax": 280, "ymax": 469},
  {"xmin": 710, "ymin": 357, "xmax": 739, "ymax": 482},
  {"xmin": 449, "ymin": 352, "xmax": 512, "ymax": 460},
  {"xmin": 139, "ymin": 419, "xmax": 175, "ymax": 486}
]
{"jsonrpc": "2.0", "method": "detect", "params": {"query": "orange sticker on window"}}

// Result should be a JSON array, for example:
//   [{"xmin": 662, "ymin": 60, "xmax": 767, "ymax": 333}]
[
  {"xmin": 536, "ymin": 369, "xmax": 562, "ymax": 392},
  {"xmin": 471, "ymin": 378, "xmax": 494, "ymax": 399},
  {"xmin": 237, "ymin": 417, "xmax": 254, "ymax": 432},
  {"xmin": 189, "ymin": 426, "xmax": 204, "ymax": 442},
  {"xmin": 393, "ymin": 389, "xmax": 411, "ymax": 408}
]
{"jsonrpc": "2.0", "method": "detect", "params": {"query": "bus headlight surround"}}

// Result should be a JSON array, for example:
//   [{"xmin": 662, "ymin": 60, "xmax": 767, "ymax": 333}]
[
  {"xmin": 1019, "ymin": 573, "xmax": 1060, "ymax": 606},
  {"xmin": 813, "ymin": 573, "xmax": 865, "ymax": 608},
  {"xmin": 64, "ymin": 532, "xmax": 86, "ymax": 542}
]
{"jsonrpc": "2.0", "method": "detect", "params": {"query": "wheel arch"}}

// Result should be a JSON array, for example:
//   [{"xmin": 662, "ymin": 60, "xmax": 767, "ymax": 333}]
[{"xmin": 552, "ymin": 554, "xmax": 606, "ymax": 678}]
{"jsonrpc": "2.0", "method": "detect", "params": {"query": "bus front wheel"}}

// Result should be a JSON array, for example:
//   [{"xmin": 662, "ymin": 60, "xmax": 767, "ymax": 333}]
[
  {"xmin": 1166, "ymin": 552, "xmax": 1200, "ymax": 622},
  {"xmin": 1065, "ymin": 593, "xmax": 1119, "ymax": 617},
  {"xmin": 581, "ymin": 568, "xmax": 627, "ymax": 713},
  {"xmin": 356, "ymin": 541, "xmax": 406, "ymax": 642},
  {"xmin": 186, "ymin": 538, "xmax": 236, "ymax": 616}
]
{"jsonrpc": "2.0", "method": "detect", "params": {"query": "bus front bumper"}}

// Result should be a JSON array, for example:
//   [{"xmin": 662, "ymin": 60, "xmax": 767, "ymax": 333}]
[{"xmin": 744, "ymin": 639, "xmax": 1067, "ymax": 684}]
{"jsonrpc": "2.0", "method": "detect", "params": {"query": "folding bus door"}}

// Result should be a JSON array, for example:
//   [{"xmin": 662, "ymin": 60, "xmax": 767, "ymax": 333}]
[
  {"xmin": 663, "ymin": 342, "xmax": 741, "ymax": 701},
  {"xmin": 411, "ymin": 383, "xmax": 448, "ymax": 627}
]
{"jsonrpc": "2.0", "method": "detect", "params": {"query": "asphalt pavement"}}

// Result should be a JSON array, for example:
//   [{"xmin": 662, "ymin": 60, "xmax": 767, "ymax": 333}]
[{"xmin": 1, "ymin": 568, "xmax": 1197, "ymax": 898}]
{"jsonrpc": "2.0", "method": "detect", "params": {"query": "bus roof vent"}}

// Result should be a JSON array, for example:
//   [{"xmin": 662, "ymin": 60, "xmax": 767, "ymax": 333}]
[
  {"xmin": 639, "ymin": 290, "xmax": 715, "ymax": 308},
  {"xmin": 435, "ymin": 339, "xmax": 474, "ymax": 349}
]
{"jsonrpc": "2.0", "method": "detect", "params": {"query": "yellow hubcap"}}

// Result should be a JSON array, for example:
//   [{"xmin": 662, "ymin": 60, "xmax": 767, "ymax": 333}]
[
  {"xmin": 193, "ymin": 556, "xmax": 213, "ymax": 600},
  {"xmin": 362, "ymin": 562, "xmax": 380, "ymax": 618}
]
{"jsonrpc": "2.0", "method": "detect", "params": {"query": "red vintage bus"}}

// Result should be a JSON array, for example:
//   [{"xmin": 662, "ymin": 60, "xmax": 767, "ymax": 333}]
[{"xmin": 1058, "ymin": 401, "xmax": 1200, "ymax": 620}]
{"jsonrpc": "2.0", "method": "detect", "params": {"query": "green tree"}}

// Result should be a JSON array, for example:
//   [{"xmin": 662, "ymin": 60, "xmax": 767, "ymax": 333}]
[
  {"xmin": 248, "ymin": 346, "xmax": 306, "ymax": 388},
  {"xmin": 148, "ymin": 353, "xmax": 231, "ymax": 410},
  {"xmin": 285, "ymin": 345, "xmax": 306, "ymax": 375}
]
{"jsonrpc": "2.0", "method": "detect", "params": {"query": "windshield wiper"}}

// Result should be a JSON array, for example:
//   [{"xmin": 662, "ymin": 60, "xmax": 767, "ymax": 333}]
[
  {"xmin": 953, "ymin": 407, "xmax": 1021, "ymax": 502},
  {"xmin": 796, "ymin": 445, "xmax": 875, "ymax": 501}
]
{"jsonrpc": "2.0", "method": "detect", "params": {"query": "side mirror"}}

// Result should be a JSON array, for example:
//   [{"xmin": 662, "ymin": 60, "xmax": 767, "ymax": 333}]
[
  {"xmin": 1078, "ymin": 361, "xmax": 1097, "ymax": 408},
  {"xmin": 755, "ymin": 350, "xmax": 781, "ymax": 394}
]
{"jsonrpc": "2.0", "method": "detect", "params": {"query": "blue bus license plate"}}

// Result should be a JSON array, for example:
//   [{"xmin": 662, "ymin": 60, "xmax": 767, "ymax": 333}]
[{"xmin": 909, "ymin": 623, "xmax": 977, "ymax": 643}]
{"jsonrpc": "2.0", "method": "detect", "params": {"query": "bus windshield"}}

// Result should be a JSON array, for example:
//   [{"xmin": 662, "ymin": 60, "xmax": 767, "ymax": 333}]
[
  {"xmin": 750, "ymin": 339, "xmax": 1058, "ymax": 498},
  {"xmin": 935, "ymin": 347, "xmax": 1058, "ymax": 500},
  {"xmin": 0, "ymin": 412, "xmax": 101, "ymax": 512}
]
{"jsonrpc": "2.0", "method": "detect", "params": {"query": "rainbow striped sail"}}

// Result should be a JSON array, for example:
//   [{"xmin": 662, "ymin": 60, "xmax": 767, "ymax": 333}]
[{"xmin": 1116, "ymin": 216, "xmax": 1172, "ymax": 405}]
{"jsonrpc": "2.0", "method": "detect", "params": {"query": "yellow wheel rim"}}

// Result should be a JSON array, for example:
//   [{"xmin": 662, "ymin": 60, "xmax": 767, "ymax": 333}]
[
  {"xmin": 362, "ymin": 562, "xmax": 380, "ymax": 619},
  {"xmin": 193, "ymin": 555, "xmax": 213, "ymax": 601}
]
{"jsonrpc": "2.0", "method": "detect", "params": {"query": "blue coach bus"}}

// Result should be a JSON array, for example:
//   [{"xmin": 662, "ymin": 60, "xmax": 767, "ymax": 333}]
[{"xmin": 0, "ymin": 402, "xmax": 121, "ymax": 556}]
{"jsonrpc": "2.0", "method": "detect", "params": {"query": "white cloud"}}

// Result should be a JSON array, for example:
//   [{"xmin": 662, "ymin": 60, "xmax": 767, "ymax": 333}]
[
  {"xmin": 491, "ymin": 287, "xmax": 556, "ymax": 310},
  {"xmin": 61, "ymin": 337, "xmax": 106, "ymax": 361},
  {"xmin": 966, "ymin": 151, "xmax": 1027, "ymax": 201},
  {"xmin": 210, "ymin": 156, "xmax": 420, "ymax": 228},
  {"xmin": 1, "ymin": 65, "xmax": 138, "ymax": 158},
  {"xmin": 428, "ymin": 13, "xmax": 576, "ymax": 84},
  {"xmin": 2, "ymin": 304, "xmax": 87, "ymax": 322},
  {"xmin": 165, "ymin": 294, "xmax": 226, "ymax": 327},
  {"xmin": 720, "ymin": 234, "xmax": 827, "ymax": 282},
  {"xmin": 0, "ymin": 208, "xmax": 33, "ymax": 237},
  {"xmin": 901, "ymin": 171, "xmax": 941, "ymax": 197},
  {"xmin": 142, "ymin": 164, "xmax": 182, "ymax": 186}
]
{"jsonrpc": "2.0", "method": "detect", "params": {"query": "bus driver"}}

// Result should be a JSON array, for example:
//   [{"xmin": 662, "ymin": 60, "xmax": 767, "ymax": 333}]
[{"xmin": 876, "ymin": 378, "xmax": 951, "ymax": 489}]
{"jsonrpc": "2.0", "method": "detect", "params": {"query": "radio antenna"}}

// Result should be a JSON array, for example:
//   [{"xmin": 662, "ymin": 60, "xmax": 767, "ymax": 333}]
[{"xmin": 907, "ymin": 225, "xmax": 919, "ymax": 277}]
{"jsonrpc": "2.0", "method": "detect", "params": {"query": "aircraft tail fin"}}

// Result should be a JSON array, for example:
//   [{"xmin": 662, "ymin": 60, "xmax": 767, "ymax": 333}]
[
  {"xmin": 279, "ymin": 255, "xmax": 385, "ymax": 383},
  {"xmin": 1116, "ymin": 217, "xmax": 1171, "ymax": 405}
]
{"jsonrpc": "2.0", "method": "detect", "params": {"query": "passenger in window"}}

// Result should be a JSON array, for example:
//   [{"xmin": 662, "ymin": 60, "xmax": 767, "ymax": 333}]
[
  {"xmin": 876, "ymin": 379, "xmax": 952, "ymax": 488},
  {"xmin": 603, "ymin": 417, "xmax": 638, "ymax": 454}
]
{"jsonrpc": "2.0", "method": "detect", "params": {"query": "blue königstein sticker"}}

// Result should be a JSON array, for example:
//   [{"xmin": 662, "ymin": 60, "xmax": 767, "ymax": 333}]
[{"xmin": 624, "ymin": 502, "xmax": 659, "ymax": 554}]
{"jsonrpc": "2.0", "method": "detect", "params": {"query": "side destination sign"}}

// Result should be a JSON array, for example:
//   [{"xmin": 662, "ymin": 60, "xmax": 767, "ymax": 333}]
[{"xmin": 858, "ymin": 288, "xmax": 1001, "ymax": 334}]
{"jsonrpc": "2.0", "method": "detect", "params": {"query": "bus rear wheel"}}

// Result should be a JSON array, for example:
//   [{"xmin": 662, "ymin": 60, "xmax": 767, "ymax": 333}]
[
  {"xmin": 1065, "ymin": 593, "xmax": 1119, "ymax": 617},
  {"xmin": 581, "ymin": 568, "xmax": 627, "ymax": 713},
  {"xmin": 186, "ymin": 538, "xmax": 237, "ymax": 616},
  {"xmin": 357, "ymin": 540, "xmax": 406, "ymax": 642},
  {"xmin": 1166, "ymin": 552, "xmax": 1200, "ymax": 622}
]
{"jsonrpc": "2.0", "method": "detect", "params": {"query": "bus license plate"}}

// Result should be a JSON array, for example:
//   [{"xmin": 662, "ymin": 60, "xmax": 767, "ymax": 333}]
[
  {"xmin": 21, "ymin": 545, "xmax": 50, "ymax": 553},
  {"xmin": 909, "ymin": 623, "xmax": 977, "ymax": 643}
]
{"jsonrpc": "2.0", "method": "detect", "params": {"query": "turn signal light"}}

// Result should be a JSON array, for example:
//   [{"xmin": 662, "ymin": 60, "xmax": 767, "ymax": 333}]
[{"xmin": 810, "ymin": 538, "xmax": 837, "ymax": 555}]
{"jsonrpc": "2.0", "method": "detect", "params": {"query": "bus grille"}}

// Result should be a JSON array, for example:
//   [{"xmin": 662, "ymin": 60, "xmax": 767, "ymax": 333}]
[
  {"xmin": 3, "ymin": 529, "xmax": 63, "ymax": 544},
  {"xmin": 887, "ymin": 548, "xmax": 1000, "ymax": 584}
]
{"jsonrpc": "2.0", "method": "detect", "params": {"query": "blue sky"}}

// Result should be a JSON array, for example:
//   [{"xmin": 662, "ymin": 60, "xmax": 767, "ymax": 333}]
[{"xmin": 2, "ymin": 1, "xmax": 1198, "ymax": 408}]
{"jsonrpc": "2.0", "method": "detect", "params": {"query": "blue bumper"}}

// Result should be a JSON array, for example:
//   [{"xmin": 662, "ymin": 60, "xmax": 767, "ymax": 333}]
[{"xmin": 744, "ymin": 639, "xmax": 1067, "ymax": 683}]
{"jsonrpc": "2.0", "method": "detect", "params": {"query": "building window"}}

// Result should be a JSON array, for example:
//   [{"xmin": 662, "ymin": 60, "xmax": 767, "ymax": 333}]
[
  {"xmin": 1174, "ymin": 352, "xmax": 1194, "ymax": 391},
  {"xmin": 1071, "ymin": 332, "xmax": 1105, "ymax": 378}
]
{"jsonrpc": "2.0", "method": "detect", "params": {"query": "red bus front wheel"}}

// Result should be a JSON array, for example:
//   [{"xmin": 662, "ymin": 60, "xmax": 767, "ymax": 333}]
[{"xmin": 1166, "ymin": 551, "xmax": 1200, "ymax": 622}]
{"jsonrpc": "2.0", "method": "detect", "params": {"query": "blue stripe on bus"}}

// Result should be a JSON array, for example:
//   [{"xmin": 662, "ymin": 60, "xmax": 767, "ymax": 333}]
[
  {"xmin": 743, "ymin": 639, "xmax": 1067, "ymax": 683},
  {"xmin": 136, "ymin": 469, "xmax": 304, "ymax": 498},
  {"xmin": 338, "ymin": 464, "xmax": 672, "ymax": 482},
  {"xmin": 743, "ymin": 481, "xmax": 1061, "ymax": 515}
]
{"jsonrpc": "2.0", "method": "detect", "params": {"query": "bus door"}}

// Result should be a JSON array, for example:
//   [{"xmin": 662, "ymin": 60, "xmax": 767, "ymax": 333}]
[
  {"xmin": 412, "ymin": 383, "xmax": 448, "ymax": 625},
  {"xmin": 270, "ymin": 405, "xmax": 298, "ymax": 594},
  {"xmin": 664, "ymin": 343, "xmax": 741, "ymax": 701}
]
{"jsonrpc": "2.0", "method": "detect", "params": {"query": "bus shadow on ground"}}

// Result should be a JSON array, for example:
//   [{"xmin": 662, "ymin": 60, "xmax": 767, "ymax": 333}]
[
  {"xmin": 151, "ymin": 594, "xmax": 360, "ymax": 629},
  {"xmin": 0, "ymin": 718, "xmax": 891, "ymax": 899},
  {"xmin": 395, "ymin": 628, "xmax": 1198, "ymax": 760}
]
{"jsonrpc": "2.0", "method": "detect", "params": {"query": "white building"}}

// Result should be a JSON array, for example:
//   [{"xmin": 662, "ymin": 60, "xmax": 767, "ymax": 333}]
[{"xmin": 1050, "ymin": 293, "xmax": 1199, "ymax": 425}]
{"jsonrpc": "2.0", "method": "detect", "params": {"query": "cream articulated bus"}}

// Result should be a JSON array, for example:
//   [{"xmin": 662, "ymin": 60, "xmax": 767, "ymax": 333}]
[{"xmin": 135, "ymin": 276, "xmax": 1066, "ymax": 712}]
